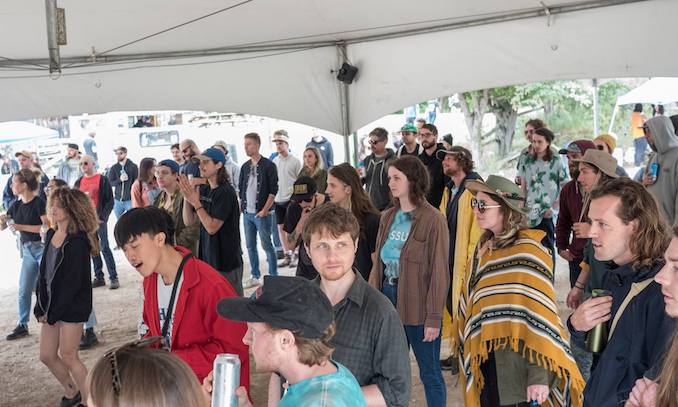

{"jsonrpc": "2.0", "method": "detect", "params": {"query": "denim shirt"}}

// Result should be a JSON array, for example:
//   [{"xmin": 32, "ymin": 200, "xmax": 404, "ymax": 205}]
[{"xmin": 238, "ymin": 157, "xmax": 278, "ymax": 213}]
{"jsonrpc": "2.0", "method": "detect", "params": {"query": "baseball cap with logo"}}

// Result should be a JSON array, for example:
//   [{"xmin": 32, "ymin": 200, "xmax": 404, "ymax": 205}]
[
  {"xmin": 558, "ymin": 140, "xmax": 596, "ymax": 155},
  {"xmin": 217, "ymin": 276, "xmax": 333, "ymax": 340},
  {"xmin": 291, "ymin": 176, "xmax": 317, "ymax": 202}
]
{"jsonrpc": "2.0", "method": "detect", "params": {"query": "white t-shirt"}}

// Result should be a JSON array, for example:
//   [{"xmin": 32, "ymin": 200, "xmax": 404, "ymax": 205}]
[
  {"xmin": 273, "ymin": 154, "xmax": 301, "ymax": 203},
  {"xmin": 157, "ymin": 274, "xmax": 184, "ymax": 347}
]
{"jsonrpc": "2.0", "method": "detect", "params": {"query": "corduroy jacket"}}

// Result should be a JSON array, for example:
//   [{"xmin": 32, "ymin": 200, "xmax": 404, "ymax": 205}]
[{"xmin": 369, "ymin": 201, "xmax": 449, "ymax": 328}]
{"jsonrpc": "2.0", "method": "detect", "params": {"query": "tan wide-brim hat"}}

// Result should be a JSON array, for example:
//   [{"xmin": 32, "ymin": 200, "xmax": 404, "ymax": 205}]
[
  {"xmin": 465, "ymin": 175, "xmax": 529, "ymax": 215},
  {"xmin": 572, "ymin": 149, "xmax": 619, "ymax": 179}
]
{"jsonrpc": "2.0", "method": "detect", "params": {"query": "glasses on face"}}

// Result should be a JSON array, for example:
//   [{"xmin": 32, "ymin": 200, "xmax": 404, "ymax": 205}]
[
  {"xmin": 181, "ymin": 147, "xmax": 191, "ymax": 154},
  {"xmin": 81, "ymin": 162, "xmax": 91, "ymax": 167},
  {"xmin": 471, "ymin": 197, "xmax": 502, "ymax": 213},
  {"xmin": 419, "ymin": 132, "xmax": 434, "ymax": 138},
  {"xmin": 107, "ymin": 336, "xmax": 166, "ymax": 396}
]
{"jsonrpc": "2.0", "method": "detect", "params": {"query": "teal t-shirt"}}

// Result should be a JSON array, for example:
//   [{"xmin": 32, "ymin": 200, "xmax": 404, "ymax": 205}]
[
  {"xmin": 278, "ymin": 361, "xmax": 366, "ymax": 407},
  {"xmin": 380, "ymin": 209, "xmax": 413, "ymax": 279}
]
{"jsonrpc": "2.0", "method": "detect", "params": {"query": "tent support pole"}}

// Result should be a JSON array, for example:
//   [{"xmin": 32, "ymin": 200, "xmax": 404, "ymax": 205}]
[
  {"xmin": 592, "ymin": 78, "xmax": 599, "ymax": 135},
  {"xmin": 608, "ymin": 104, "xmax": 619, "ymax": 133},
  {"xmin": 337, "ymin": 44, "xmax": 352, "ymax": 165}
]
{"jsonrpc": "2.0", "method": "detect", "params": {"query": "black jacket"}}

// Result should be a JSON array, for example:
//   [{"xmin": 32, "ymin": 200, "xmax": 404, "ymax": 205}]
[
  {"xmin": 34, "ymin": 230, "xmax": 92, "ymax": 325},
  {"xmin": 238, "ymin": 157, "xmax": 278, "ymax": 213},
  {"xmin": 568, "ymin": 261, "xmax": 676, "ymax": 406},
  {"xmin": 74, "ymin": 174, "xmax": 114, "ymax": 222},
  {"xmin": 108, "ymin": 159, "xmax": 138, "ymax": 201},
  {"xmin": 362, "ymin": 149, "xmax": 395, "ymax": 211}
]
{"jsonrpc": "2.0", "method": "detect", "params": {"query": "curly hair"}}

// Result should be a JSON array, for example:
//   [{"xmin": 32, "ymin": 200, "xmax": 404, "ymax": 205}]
[
  {"xmin": 47, "ymin": 188, "xmax": 100, "ymax": 256},
  {"xmin": 389, "ymin": 156, "xmax": 430, "ymax": 206},
  {"xmin": 589, "ymin": 177, "xmax": 669, "ymax": 270}
]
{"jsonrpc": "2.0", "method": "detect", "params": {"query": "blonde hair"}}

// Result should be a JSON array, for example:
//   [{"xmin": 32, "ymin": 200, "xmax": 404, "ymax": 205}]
[
  {"xmin": 47, "ymin": 188, "xmax": 100, "ymax": 256},
  {"xmin": 303, "ymin": 146, "xmax": 324, "ymax": 175},
  {"xmin": 269, "ymin": 322, "xmax": 336, "ymax": 367},
  {"xmin": 477, "ymin": 197, "xmax": 527, "ymax": 250},
  {"xmin": 87, "ymin": 346, "xmax": 208, "ymax": 407}
]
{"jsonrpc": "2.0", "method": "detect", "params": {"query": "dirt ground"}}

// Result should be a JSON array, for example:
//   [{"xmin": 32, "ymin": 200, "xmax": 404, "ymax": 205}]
[{"xmin": 0, "ymin": 243, "xmax": 572, "ymax": 407}]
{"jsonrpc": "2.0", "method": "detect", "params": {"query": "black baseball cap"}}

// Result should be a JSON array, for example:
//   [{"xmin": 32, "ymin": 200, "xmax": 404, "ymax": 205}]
[
  {"xmin": 291, "ymin": 176, "xmax": 317, "ymax": 202},
  {"xmin": 217, "ymin": 276, "xmax": 333, "ymax": 340}
]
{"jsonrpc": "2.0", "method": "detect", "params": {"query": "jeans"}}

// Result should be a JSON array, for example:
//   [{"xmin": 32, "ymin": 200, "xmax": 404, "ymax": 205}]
[
  {"xmin": 243, "ymin": 212, "xmax": 278, "ymax": 279},
  {"xmin": 428, "ymin": 111, "xmax": 437, "ymax": 124},
  {"xmin": 93, "ymin": 221, "xmax": 117, "ymax": 281},
  {"xmin": 634, "ymin": 137, "xmax": 648, "ymax": 167},
  {"xmin": 18, "ymin": 241, "xmax": 44, "ymax": 325},
  {"xmin": 113, "ymin": 199, "xmax": 132, "ymax": 220},
  {"xmin": 84, "ymin": 308, "xmax": 97, "ymax": 330},
  {"xmin": 270, "ymin": 213, "xmax": 283, "ymax": 251},
  {"xmin": 382, "ymin": 282, "xmax": 446, "ymax": 407},
  {"xmin": 534, "ymin": 217, "xmax": 556, "ymax": 279}
]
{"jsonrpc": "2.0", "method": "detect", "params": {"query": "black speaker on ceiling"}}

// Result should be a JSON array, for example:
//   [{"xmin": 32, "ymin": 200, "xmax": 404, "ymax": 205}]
[{"xmin": 336, "ymin": 62, "xmax": 358, "ymax": 84}]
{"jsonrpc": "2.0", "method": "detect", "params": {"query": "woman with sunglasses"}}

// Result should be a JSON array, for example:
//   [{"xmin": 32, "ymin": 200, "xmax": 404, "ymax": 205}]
[
  {"xmin": 369, "ymin": 155, "xmax": 449, "ymax": 407},
  {"xmin": 35, "ymin": 187, "xmax": 100, "ymax": 407},
  {"xmin": 325, "ymin": 163, "xmax": 380, "ymax": 280},
  {"xmin": 455, "ymin": 175, "xmax": 584, "ymax": 407},
  {"xmin": 87, "ymin": 337, "xmax": 208, "ymax": 407}
]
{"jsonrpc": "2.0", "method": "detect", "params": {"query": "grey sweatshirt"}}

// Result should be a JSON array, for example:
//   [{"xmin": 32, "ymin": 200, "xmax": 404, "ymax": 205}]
[{"xmin": 645, "ymin": 115, "xmax": 678, "ymax": 226}]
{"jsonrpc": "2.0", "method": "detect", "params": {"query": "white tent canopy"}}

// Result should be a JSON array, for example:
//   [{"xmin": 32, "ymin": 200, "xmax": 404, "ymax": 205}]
[
  {"xmin": 1, "ymin": 0, "xmax": 678, "ymax": 137},
  {"xmin": 0, "ymin": 122, "xmax": 58, "ymax": 144},
  {"xmin": 616, "ymin": 77, "xmax": 678, "ymax": 105}
]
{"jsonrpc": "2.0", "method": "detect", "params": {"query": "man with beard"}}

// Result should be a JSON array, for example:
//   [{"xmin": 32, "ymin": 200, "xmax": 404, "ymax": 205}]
[
  {"xmin": 56, "ymin": 143, "xmax": 82, "ymax": 187},
  {"xmin": 436, "ymin": 146, "xmax": 482, "ymax": 372},
  {"xmin": 178, "ymin": 138, "xmax": 201, "ymax": 179},
  {"xmin": 642, "ymin": 116, "xmax": 678, "ymax": 227},
  {"xmin": 108, "ymin": 146, "xmax": 138, "ymax": 220},
  {"xmin": 417, "ymin": 124, "xmax": 449, "ymax": 209},
  {"xmin": 395, "ymin": 124, "xmax": 421, "ymax": 157}
]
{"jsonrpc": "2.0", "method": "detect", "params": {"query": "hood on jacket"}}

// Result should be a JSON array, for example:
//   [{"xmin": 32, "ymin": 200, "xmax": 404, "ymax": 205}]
[
  {"xmin": 367, "ymin": 148, "xmax": 395, "ymax": 162},
  {"xmin": 646, "ymin": 116, "xmax": 678, "ymax": 154}
]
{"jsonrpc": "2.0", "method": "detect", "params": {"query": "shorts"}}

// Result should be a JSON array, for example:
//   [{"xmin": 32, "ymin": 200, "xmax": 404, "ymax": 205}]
[{"xmin": 274, "ymin": 201, "xmax": 290, "ymax": 225}]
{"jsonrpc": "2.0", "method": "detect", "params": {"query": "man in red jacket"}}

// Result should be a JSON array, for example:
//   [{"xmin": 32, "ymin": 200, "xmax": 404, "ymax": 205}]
[{"xmin": 113, "ymin": 206, "xmax": 250, "ymax": 392}]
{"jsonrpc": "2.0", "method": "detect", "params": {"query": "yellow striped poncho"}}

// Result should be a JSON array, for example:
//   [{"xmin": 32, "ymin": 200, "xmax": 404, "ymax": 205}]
[{"xmin": 453, "ymin": 229, "xmax": 585, "ymax": 407}]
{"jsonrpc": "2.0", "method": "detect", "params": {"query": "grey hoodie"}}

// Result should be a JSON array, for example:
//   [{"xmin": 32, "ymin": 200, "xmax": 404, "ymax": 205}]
[
  {"xmin": 645, "ymin": 116, "xmax": 678, "ymax": 226},
  {"xmin": 363, "ymin": 149, "xmax": 395, "ymax": 211}
]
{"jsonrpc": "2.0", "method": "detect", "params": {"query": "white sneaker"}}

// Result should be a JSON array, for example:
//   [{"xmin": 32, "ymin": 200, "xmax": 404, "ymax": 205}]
[{"xmin": 243, "ymin": 277, "xmax": 260, "ymax": 289}]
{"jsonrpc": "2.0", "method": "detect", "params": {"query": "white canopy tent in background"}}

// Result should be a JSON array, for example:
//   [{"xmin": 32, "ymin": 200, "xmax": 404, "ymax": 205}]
[
  {"xmin": 0, "ymin": 122, "xmax": 58, "ymax": 144},
  {"xmin": 608, "ymin": 77, "xmax": 678, "ymax": 131},
  {"xmin": 1, "ymin": 0, "xmax": 678, "ymax": 159}
]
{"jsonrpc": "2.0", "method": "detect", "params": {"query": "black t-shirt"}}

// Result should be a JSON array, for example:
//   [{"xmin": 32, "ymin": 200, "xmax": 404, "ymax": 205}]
[
  {"xmin": 197, "ymin": 183, "xmax": 242, "ymax": 272},
  {"xmin": 419, "ymin": 143, "xmax": 450, "ymax": 209},
  {"xmin": 354, "ymin": 211, "xmax": 380, "ymax": 281},
  {"xmin": 283, "ymin": 196, "xmax": 329, "ymax": 280},
  {"xmin": 8, "ymin": 196, "xmax": 46, "ymax": 243}
]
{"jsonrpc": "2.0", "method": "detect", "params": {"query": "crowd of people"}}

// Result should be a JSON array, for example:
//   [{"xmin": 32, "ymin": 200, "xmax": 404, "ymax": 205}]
[{"xmin": 2, "ymin": 109, "xmax": 678, "ymax": 407}]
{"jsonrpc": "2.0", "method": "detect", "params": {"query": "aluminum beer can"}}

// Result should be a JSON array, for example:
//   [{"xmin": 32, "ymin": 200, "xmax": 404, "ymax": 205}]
[{"xmin": 211, "ymin": 354, "xmax": 240, "ymax": 407}]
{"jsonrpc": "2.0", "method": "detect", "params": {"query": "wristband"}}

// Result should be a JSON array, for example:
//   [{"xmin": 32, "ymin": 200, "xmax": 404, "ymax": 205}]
[
  {"xmin": 195, "ymin": 206, "xmax": 203, "ymax": 212},
  {"xmin": 574, "ymin": 283, "xmax": 585, "ymax": 289}
]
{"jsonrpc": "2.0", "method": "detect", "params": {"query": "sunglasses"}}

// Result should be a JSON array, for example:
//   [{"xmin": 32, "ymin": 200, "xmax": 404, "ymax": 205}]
[
  {"xmin": 107, "ymin": 336, "xmax": 166, "ymax": 396},
  {"xmin": 471, "ymin": 197, "xmax": 501, "ymax": 213}
]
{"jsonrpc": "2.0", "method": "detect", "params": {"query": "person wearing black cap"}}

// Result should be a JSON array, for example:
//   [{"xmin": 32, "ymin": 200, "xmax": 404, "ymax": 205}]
[
  {"xmin": 153, "ymin": 159, "xmax": 198, "ymax": 253},
  {"xmin": 211, "ymin": 276, "xmax": 366, "ymax": 406},
  {"xmin": 179, "ymin": 147, "xmax": 244, "ymax": 296},
  {"xmin": 56, "ymin": 143, "xmax": 82, "ymax": 187},
  {"xmin": 283, "ymin": 176, "xmax": 328, "ymax": 280}
]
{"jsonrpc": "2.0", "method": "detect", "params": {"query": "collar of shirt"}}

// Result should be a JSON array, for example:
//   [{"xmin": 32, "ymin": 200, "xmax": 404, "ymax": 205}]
[{"xmin": 313, "ymin": 269, "xmax": 366, "ymax": 308}]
